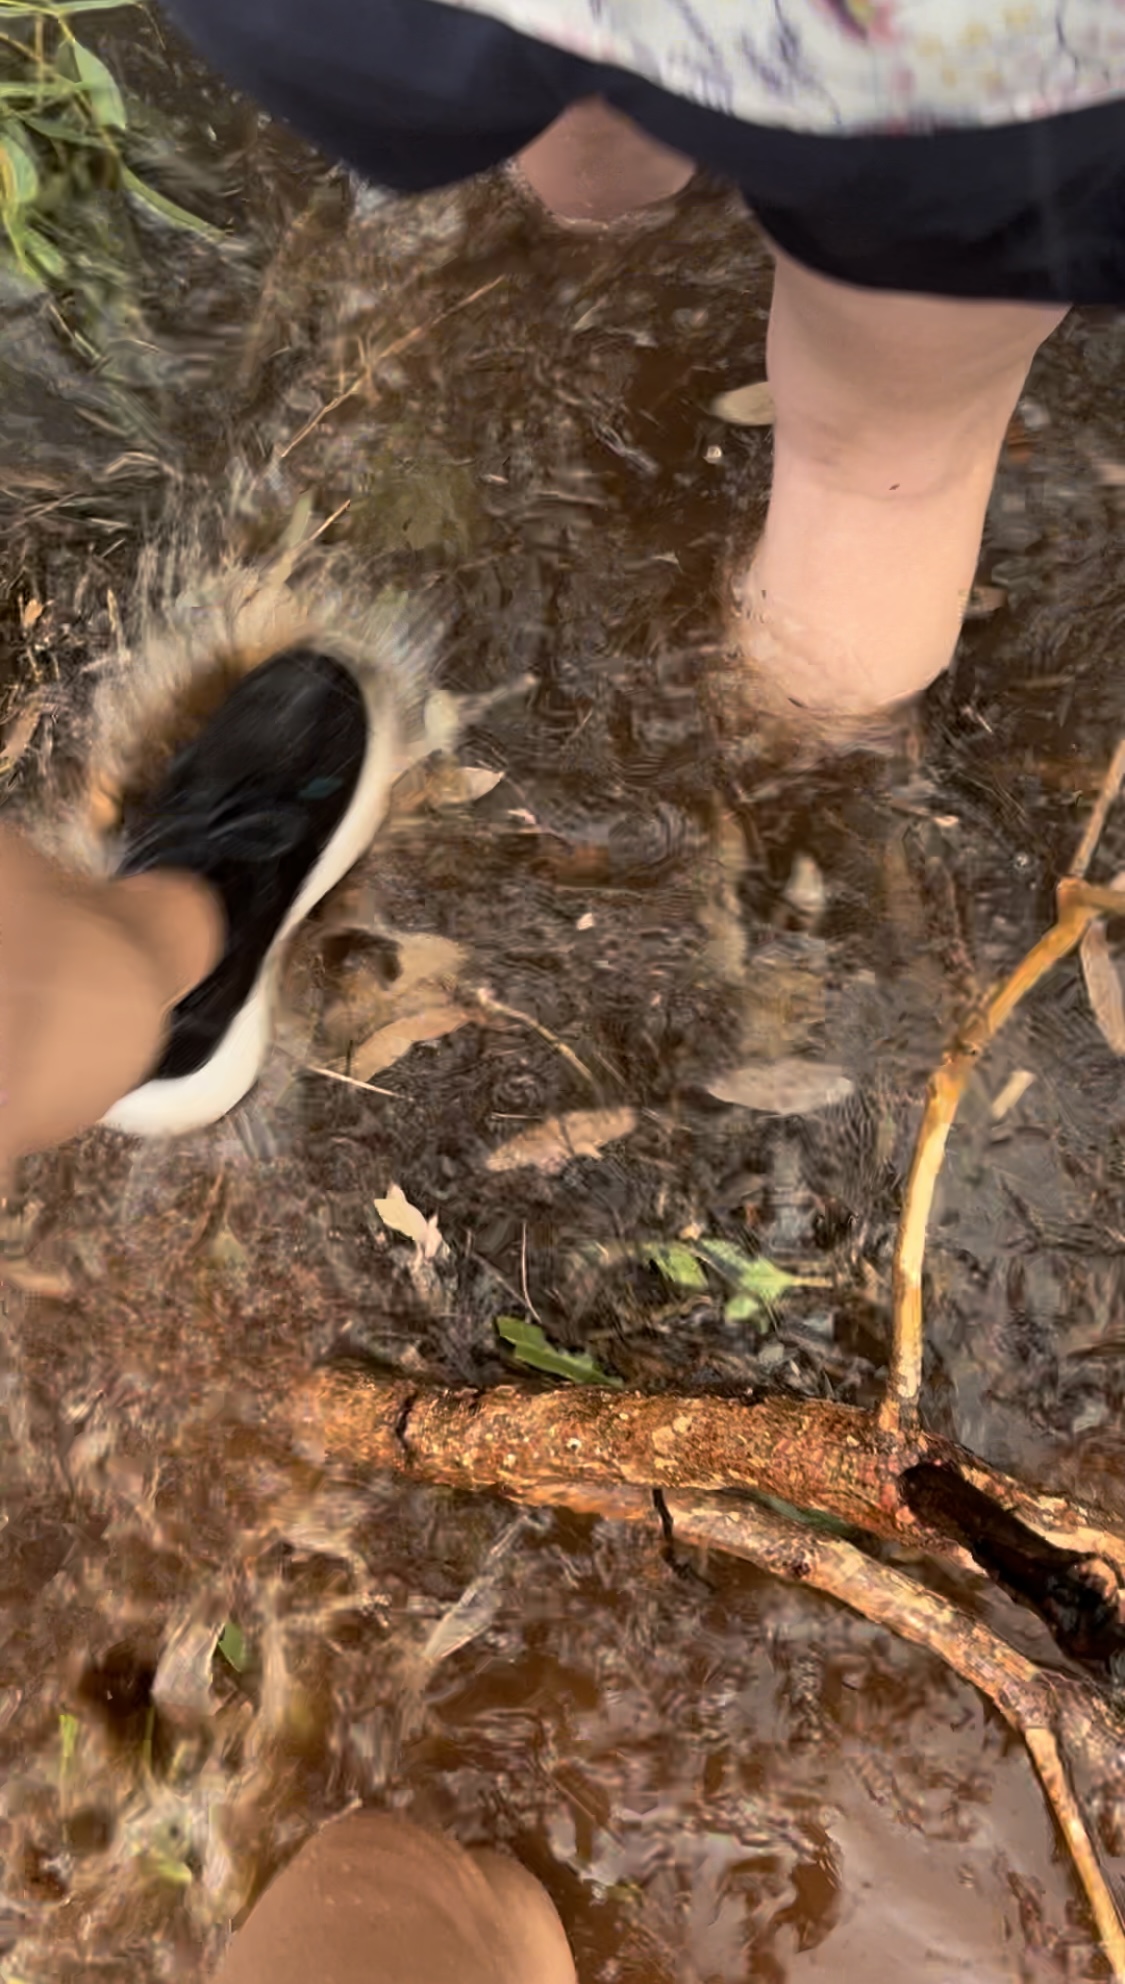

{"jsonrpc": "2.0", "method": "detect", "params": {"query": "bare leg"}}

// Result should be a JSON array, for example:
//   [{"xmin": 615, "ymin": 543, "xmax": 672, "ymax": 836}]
[
  {"xmin": 515, "ymin": 96, "xmax": 694, "ymax": 223},
  {"xmin": 211, "ymin": 1812, "xmax": 576, "ymax": 1984},
  {"xmin": 729, "ymin": 247, "xmax": 1068, "ymax": 723},
  {"xmin": 0, "ymin": 826, "xmax": 222, "ymax": 1191}
]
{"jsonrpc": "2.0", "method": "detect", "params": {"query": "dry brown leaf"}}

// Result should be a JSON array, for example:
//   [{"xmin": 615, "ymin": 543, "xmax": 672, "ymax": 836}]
[
  {"xmin": 0, "ymin": 1257, "xmax": 74, "ymax": 1299},
  {"xmin": 485, "ymin": 1107, "xmax": 638, "ymax": 1176},
  {"xmin": 19, "ymin": 596, "xmax": 44, "ymax": 631},
  {"xmin": 317, "ymin": 928, "xmax": 468, "ymax": 1068},
  {"xmin": 710, "ymin": 381, "xmax": 774, "ymax": 427},
  {"xmin": 783, "ymin": 853, "xmax": 826, "ymax": 923},
  {"xmin": 373, "ymin": 1182, "xmax": 446, "ymax": 1260},
  {"xmin": 1081, "ymin": 918, "xmax": 1125, "ymax": 1055},
  {"xmin": 707, "ymin": 1058, "xmax": 854, "ymax": 1115},
  {"xmin": 352, "ymin": 1003, "xmax": 469, "ymax": 1079},
  {"xmin": 392, "ymin": 932, "xmax": 466, "ymax": 998},
  {"xmin": 965, "ymin": 584, "xmax": 1007, "ymax": 619},
  {"xmin": 438, "ymin": 765, "xmax": 504, "ymax": 805},
  {"xmin": 0, "ymin": 695, "xmax": 43, "ymax": 778},
  {"xmin": 390, "ymin": 758, "xmax": 504, "ymax": 816}
]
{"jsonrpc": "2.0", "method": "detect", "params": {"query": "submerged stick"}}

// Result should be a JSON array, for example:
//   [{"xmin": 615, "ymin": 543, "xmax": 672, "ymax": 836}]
[
  {"xmin": 882, "ymin": 740, "xmax": 1125, "ymax": 1434},
  {"xmin": 665, "ymin": 1494, "xmax": 1125, "ymax": 1983}
]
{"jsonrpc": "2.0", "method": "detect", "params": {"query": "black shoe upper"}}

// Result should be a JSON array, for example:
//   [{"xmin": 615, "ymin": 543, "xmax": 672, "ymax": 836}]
[{"xmin": 116, "ymin": 647, "xmax": 370, "ymax": 1081}]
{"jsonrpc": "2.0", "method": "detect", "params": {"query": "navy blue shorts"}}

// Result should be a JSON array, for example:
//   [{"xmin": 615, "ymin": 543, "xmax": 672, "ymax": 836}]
[{"xmin": 163, "ymin": 0, "xmax": 1125, "ymax": 304}]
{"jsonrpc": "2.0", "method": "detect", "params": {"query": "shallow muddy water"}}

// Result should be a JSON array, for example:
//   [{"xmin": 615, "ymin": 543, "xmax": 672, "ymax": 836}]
[{"xmin": 2, "ymin": 12, "xmax": 1125, "ymax": 1980}]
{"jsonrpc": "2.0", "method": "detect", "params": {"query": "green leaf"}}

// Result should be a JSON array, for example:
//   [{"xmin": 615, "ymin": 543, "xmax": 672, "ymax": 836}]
[
  {"xmin": 121, "ymin": 164, "xmax": 222, "ymax": 242},
  {"xmin": 19, "ymin": 111, "xmax": 104, "ymax": 146},
  {"xmin": 216, "ymin": 1621, "xmax": 250, "ymax": 1673},
  {"xmin": 0, "ymin": 1, "xmax": 139, "ymax": 14},
  {"xmin": 695, "ymin": 1241, "xmax": 799, "ymax": 1308},
  {"xmin": 723, "ymin": 1290, "xmax": 772, "ymax": 1329},
  {"xmin": 67, "ymin": 38, "xmax": 126, "ymax": 128},
  {"xmin": 749, "ymin": 1487, "xmax": 855, "ymax": 1536},
  {"xmin": 645, "ymin": 1243, "xmax": 708, "ymax": 1292},
  {"xmin": 58, "ymin": 1710, "xmax": 79, "ymax": 1768},
  {"xmin": 22, "ymin": 224, "xmax": 65, "ymax": 278},
  {"xmin": 0, "ymin": 127, "xmax": 39, "ymax": 212},
  {"xmin": 0, "ymin": 82, "xmax": 81, "ymax": 100},
  {"xmin": 496, "ymin": 1315, "xmax": 623, "ymax": 1388},
  {"xmin": 148, "ymin": 1855, "xmax": 193, "ymax": 1887},
  {"xmin": 688, "ymin": 1237, "xmax": 749, "ymax": 1282}
]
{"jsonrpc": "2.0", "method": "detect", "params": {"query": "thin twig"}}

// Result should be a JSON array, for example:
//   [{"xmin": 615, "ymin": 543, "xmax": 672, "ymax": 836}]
[
  {"xmin": 1070, "ymin": 738, "xmax": 1125, "ymax": 882},
  {"xmin": 278, "ymin": 277, "xmax": 507, "ymax": 461},
  {"xmin": 881, "ymin": 745, "xmax": 1125, "ymax": 1433},
  {"xmin": 1023, "ymin": 1724, "xmax": 1125, "ymax": 1981},
  {"xmin": 473, "ymin": 987, "xmax": 598, "ymax": 1092},
  {"xmin": 304, "ymin": 1063, "xmax": 399, "ymax": 1100}
]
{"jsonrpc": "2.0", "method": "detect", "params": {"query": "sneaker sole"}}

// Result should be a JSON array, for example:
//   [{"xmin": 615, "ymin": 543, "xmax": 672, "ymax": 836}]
[{"xmin": 100, "ymin": 664, "xmax": 400, "ymax": 1138}]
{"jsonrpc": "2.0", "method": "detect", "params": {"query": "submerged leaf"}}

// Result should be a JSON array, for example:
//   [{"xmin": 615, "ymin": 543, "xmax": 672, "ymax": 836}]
[
  {"xmin": 216, "ymin": 1622, "xmax": 250, "ymax": 1673},
  {"xmin": 707, "ymin": 1057, "xmax": 854, "ymax": 1116},
  {"xmin": 1081, "ymin": 917, "xmax": 1125, "ymax": 1056},
  {"xmin": 486, "ymin": 1107, "xmax": 637, "ymax": 1176},
  {"xmin": 696, "ymin": 1244, "xmax": 799, "ymax": 1309},
  {"xmin": 496, "ymin": 1315, "xmax": 623, "ymax": 1388},
  {"xmin": 710, "ymin": 380, "xmax": 774, "ymax": 426},
  {"xmin": 374, "ymin": 1183, "xmax": 445, "ymax": 1261},
  {"xmin": 58, "ymin": 1710, "xmax": 79, "ymax": 1769},
  {"xmin": 352, "ymin": 1002, "xmax": 468, "ymax": 1079},
  {"xmin": 723, "ymin": 1291, "xmax": 772, "ymax": 1328}
]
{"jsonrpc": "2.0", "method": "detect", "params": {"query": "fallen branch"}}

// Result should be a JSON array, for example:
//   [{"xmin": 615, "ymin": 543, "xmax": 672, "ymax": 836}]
[{"xmin": 298, "ymin": 1370, "xmax": 1125, "ymax": 1590}]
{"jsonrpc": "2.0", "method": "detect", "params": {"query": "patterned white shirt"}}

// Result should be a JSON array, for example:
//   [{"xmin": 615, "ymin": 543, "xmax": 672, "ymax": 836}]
[{"xmin": 443, "ymin": 0, "xmax": 1125, "ymax": 131}]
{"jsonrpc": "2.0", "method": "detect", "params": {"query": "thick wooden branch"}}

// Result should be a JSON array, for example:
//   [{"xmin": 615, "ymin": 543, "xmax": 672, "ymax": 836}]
[{"xmin": 296, "ymin": 1371, "xmax": 1125, "ymax": 1590}]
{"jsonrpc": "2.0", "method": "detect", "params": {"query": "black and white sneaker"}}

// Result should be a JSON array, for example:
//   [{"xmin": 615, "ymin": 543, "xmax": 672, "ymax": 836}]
[{"xmin": 101, "ymin": 646, "xmax": 399, "ymax": 1137}]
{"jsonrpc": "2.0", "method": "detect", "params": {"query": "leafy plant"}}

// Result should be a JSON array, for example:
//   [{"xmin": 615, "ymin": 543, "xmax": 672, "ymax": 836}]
[
  {"xmin": 642, "ymin": 1238, "xmax": 822, "ymax": 1328},
  {"xmin": 0, "ymin": 1, "xmax": 218, "ymax": 298}
]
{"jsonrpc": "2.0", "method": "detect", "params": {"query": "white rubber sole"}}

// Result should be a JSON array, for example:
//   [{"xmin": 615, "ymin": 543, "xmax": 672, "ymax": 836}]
[{"xmin": 100, "ymin": 668, "xmax": 400, "ymax": 1139}]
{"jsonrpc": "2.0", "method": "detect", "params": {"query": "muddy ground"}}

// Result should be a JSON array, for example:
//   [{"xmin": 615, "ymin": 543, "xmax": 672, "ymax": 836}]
[{"xmin": 2, "ymin": 13, "xmax": 1125, "ymax": 1980}]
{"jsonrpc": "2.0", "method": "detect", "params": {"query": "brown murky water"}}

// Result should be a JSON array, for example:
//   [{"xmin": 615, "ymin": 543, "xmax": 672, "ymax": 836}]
[{"xmin": 2, "ymin": 12, "xmax": 1125, "ymax": 1980}]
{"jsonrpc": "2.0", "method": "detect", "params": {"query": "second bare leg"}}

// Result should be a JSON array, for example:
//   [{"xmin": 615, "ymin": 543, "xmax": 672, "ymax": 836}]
[
  {"xmin": 514, "ymin": 97, "xmax": 695, "ymax": 224},
  {"xmin": 730, "ymin": 249, "xmax": 1068, "ymax": 722}
]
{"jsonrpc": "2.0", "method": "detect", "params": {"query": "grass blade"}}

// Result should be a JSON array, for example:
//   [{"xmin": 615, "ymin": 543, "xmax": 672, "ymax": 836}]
[
  {"xmin": 122, "ymin": 163, "xmax": 222, "ymax": 241},
  {"xmin": 68, "ymin": 37, "xmax": 126, "ymax": 128}
]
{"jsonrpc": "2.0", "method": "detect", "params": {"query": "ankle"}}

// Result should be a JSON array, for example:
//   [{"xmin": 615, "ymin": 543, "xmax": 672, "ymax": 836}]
[{"xmin": 514, "ymin": 97, "xmax": 694, "ymax": 224}]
